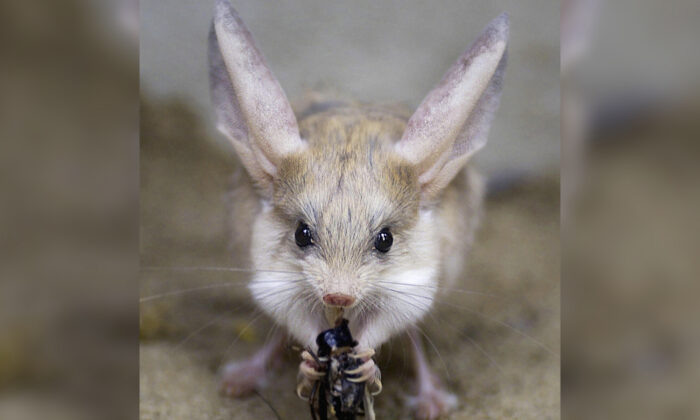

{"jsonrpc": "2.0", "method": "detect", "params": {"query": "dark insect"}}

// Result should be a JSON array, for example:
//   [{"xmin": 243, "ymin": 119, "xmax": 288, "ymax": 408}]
[{"xmin": 304, "ymin": 319, "xmax": 378, "ymax": 420}]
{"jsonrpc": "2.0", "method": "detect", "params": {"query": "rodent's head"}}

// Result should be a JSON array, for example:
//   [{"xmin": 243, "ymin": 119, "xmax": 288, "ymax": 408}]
[
  {"xmin": 252, "ymin": 111, "xmax": 437, "ymax": 348},
  {"xmin": 209, "ymin": 0, "xmax": 508, "ymax": 348}
]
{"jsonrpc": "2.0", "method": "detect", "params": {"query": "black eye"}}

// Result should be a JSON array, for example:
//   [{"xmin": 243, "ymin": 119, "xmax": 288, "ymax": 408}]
[
  {"xmin": 374, "ymin": 228, "xmax": 393, "ymax": 253},
  {"xmin": 295, "ymin": 222, "xmax": 314, "ymax": 248}
]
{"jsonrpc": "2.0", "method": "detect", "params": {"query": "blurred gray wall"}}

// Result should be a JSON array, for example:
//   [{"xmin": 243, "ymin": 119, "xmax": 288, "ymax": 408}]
[{"xmin": 141, "ymin": 0, "xmax": 559, "ymax": 176}]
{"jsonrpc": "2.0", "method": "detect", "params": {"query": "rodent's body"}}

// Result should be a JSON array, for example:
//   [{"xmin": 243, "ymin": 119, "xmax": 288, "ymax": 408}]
[
  {"xmin": 210, "ymin": 1, "xmax": 507, "ymax": 414},
  {"xmin": 230, "ymin": 100, "xmax": 484, "ymax": 349}
]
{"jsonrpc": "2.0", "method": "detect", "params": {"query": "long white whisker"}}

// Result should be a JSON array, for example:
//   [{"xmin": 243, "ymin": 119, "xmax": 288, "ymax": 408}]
[
  {"xmin": 141, "ymin": 266, "xmax": 301, "ymax": 276},
  {"xmin": 371, "ymin": 284, "xmax": 434, "ymax": 309},
  {"xmin": 373, "ymin": 281, "xmax": 557, "ymax": 364},
  {"xmin": 218, "ymin": 310, "xmax": 266, "ymax": 369},
  {"xmin": 139, "ymin": 278, "xmax": 306, "ymax": 303},
  {"xmin": 376, "ymin": 280, "xmax": 500, "ymax": 298},
  {"xmin": 174, "ymin": 312, "xmax": 230, "ymax": 350},
  {"xmin": 262, "ymin": 322, "xmax": 281, "ymax": 350},
  {"xmin": 254, "ymin": 283, "xmax": 307, "ymax": 307},
  {"xmin": 421, "ymin": 308, "xmax": 505, "ymax": 376},
  {"xmin": 378, "ymin": 288, "xmax": 450, "ymax": 379},
  {"xmin": 374, "ymin": 285, "xmax": 432, "ymax": 315},
  {"xmin": 437, "ymin": 300, "xmax": 559, "ymax": 359},
  {"xmin": 140, "ymin": 283, "xmax": 246, "ymax": 302},
  {"xmin": 463, "ymin": 333, "xmax": 505, "ymax": 375},
  {"xmin": 414, "ymin": 324, "xmax": 451, "ymax": 381}
]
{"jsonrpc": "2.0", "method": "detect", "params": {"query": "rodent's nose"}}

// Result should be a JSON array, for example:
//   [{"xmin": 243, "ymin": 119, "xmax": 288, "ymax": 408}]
[{"xmin": 322, "ymin": 293, "xmax": 355, "ymax": 307}]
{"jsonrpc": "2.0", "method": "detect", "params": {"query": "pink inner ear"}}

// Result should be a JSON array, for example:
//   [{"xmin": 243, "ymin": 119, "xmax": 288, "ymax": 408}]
[{"xmin": 395, "ymin": 13, "xmax": 509, "ymax": 192}]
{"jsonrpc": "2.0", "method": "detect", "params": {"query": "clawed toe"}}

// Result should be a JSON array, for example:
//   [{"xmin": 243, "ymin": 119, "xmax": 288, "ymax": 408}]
[
  {"xmin": 296, "ymin": 355, "xmax": 325, "ymax": 400},
  {"xmin": 347, "ymin": 358, "xmax": 382, "ymax": 395},
  {"xmin": 300, "ymin": 360, "xmax": 325, "ymax": 379},
  {"xmin": 346, "ymin": 358, "xmax": 374, "ymax": 377},
  {"xmin": 349, "ymin": 348, "xmax": 375, "ymax": 360}
]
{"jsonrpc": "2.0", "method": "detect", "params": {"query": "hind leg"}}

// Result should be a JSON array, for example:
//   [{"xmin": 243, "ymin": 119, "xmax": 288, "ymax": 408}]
[
  {"xmin": 405, "ymin": 327, "xmax": 457, "ymax": 420},
  {"xmin": 220, "ymin": 330, "xmax": 285, "ymax": 397}
]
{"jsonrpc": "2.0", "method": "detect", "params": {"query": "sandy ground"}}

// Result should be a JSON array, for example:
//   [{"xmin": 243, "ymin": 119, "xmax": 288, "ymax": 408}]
[{"xmin": 139, "ymin": 99, "xmax": 560, "ymax": 419}]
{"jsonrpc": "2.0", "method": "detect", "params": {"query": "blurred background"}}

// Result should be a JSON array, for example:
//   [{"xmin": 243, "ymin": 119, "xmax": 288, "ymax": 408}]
[
  {"xmin": 562, "ymin": 0, "xmax": 700, "ymax": 418},
  {"xmin": 0, "ymin": 1, "xmax": 137, "ymax": 419}
]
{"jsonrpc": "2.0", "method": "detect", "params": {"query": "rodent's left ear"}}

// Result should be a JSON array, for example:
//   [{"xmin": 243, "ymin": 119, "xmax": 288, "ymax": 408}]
[
  {"xmin": 209, "ymin": 0, "xmax": 305, "ymax": 195},
  {"xmin": 395, "ymin": 13, "xmax": 509, "ymax": 198}
]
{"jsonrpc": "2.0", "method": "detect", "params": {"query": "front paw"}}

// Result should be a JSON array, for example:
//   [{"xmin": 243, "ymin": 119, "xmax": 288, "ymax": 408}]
[{"xmin": 405, "ymin": 382, "xmax": 458, "ymax": 420}]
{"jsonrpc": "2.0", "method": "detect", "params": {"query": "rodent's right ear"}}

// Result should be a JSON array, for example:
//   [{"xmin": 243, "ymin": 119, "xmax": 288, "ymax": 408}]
[
  {"xmin": 394, "ymin": 13, "xmax": 509, "ymax": 200},
  {"xmin": 208, "ymin": 0, "xmax": 305, "ymax": 194}
]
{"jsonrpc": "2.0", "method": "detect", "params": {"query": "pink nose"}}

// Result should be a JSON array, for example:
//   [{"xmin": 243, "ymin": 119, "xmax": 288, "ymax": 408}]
[{"xmin": 323, "ymin": 293, "xmax": 355, "ymax": 307}]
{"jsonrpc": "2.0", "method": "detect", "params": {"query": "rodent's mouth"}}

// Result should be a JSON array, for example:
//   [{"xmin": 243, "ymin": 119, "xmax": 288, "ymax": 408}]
[{"xmin": 316, "ymin": 305, "xmax": 367, "ymax": 338}]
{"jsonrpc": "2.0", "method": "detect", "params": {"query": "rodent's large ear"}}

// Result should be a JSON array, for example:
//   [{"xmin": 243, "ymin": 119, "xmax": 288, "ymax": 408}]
[
  {"xmin": 209, "ymin": 0, "xmax": 305, "ymax": 193},
  {"xmin": 395, "ymin": 13, "xmax": 509, "ymax": 199}
]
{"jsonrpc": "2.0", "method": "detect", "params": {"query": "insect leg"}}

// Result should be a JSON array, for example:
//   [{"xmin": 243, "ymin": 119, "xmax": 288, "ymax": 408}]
[
  {"xmin": 309, "ymin": 380, "xmax": 319, "ymax": 420},
  {"xmin": 318, "ymin": 379, "xmax": 328, "ymax": 420}
]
